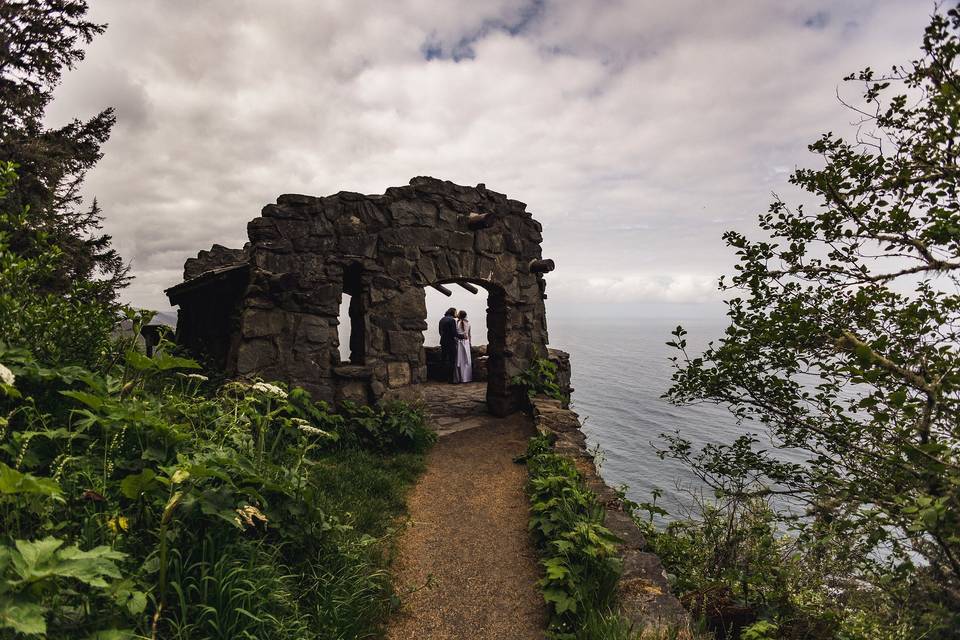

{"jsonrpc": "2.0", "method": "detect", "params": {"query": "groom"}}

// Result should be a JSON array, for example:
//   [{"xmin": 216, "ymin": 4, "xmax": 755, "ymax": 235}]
[{"xmin": 439, "ymin": 307, "xmax": 460, "ymax": 383}]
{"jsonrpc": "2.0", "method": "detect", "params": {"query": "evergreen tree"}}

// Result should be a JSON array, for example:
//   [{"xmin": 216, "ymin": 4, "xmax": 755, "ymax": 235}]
[{"xmin": 0, "ymin": 0, "xmax": 127, "ymax": 301}]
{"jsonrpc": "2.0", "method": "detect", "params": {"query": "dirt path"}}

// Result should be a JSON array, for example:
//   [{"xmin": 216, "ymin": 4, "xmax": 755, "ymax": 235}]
[{"xmin": 386, "ymin": 383, "xmax": 546, "ymax": 639}]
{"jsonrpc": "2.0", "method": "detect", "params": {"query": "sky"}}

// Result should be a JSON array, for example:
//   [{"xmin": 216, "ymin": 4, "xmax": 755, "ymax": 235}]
[{"xmin": 46, "ymin": 0, "xmax": 936, "ymax": 324}]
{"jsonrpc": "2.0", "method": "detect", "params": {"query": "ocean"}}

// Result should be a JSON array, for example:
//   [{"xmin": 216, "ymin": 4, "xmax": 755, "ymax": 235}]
[{"xmin": 547, "ymin": 316, "xmax": 747, "ymax": 515}]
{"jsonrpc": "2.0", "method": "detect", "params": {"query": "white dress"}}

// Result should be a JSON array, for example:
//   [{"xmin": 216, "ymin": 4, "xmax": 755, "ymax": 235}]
[{"xmin": 454, "ymin": 319, "xmax": 473, "ymax": 383}]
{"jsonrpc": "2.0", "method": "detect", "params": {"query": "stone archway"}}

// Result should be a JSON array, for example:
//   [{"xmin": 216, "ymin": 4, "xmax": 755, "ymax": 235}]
[
  {"xmin": 165, "ymin": 177, "xmax": 554, "ymax": 416},
  {"xmin": 402, "ymin": 277, "xmax": 510, "ymax": 415}
]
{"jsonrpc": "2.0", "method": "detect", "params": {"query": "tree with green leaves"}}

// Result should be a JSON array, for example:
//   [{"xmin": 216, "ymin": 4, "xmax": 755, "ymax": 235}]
[
  {"xmin": 665, "ymin": 4, "xmax": 960, "ymax": 636},
  {"xmin": 0, "ymin": 0, "xmax": 126, "ymax": 301}
]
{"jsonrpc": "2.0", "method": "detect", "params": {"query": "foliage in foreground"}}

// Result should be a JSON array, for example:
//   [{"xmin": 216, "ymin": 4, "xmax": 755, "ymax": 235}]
[
  {"xmin": 660, "ymin": 4, "xmax": 960, "ymax": 639},
  {"xmin": 0, "ymin": 340, "xmax": 432, "ymax": 639},
  {"xmin": 626, "ymin": 489, "xmax": 912, "ymax": 640},
  {"xmin": 523, "ymin": 433, "xmax": 628, "ymax": 640}
]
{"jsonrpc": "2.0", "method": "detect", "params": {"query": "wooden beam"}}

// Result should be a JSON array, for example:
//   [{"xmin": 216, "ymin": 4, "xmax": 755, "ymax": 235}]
[
  {"xmin": 456, "ymin": 281, "xmax": 480, "ymax": 295},
  {"xmin": 431, "ymin": 283, "xmax": 453, "ymax": 296},
  {"xmin": 529, "ymin": 258, "xmax": 556, "ymax": 274}
]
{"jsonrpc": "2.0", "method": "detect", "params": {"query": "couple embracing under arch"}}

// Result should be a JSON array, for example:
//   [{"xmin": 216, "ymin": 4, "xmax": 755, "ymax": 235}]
[{"xmin": 438, "ymin": 307, "xmax": 473, "ymax": 383}]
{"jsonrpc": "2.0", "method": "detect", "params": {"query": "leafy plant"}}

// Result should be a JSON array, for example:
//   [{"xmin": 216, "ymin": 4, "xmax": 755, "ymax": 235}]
[
  {"xmin": 338, "ymin": 400, "xmax": 435, "ymax": 452},
  {"xmin": 524, "ymin": 434, "xmax": 625, "ymax": 639},
  {"xmin": 0, "ymin": 161, "xmax": 118, "ymax": 368},
  {"xmin": 0, "ymin": 333, "xmax": 431, "ymax": 638},
  {"xmin": 0, "ymin": 537, "xmax": 127, "ymax": 635},
  {"xmin": 513, "ymin": 357, "xmax": 566, "ymax": 402}
]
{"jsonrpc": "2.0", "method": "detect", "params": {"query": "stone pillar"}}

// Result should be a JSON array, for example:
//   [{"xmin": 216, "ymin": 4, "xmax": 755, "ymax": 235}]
[
  {"xmin": 366, "ymin": 286, "xmax": 427, "ymax": 402},
  {"xmin": 485, "ymin": 287, "xmax": 511, "ymax": 416}
]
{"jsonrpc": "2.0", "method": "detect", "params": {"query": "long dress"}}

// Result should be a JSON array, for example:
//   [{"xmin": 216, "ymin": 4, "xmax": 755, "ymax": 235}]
[{"xmin": 454, "ymin": 319, "xmax": 473, "ymax": 383}]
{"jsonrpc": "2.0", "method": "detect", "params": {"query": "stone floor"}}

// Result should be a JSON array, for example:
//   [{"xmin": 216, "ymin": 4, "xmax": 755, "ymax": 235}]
[
  {"xmin": 385, "ymin": 382, "xmax": 546, "ymax": 640},
  {"xmin": 418, "ymin": 381, "xmax": 490, "ymax": 436}
]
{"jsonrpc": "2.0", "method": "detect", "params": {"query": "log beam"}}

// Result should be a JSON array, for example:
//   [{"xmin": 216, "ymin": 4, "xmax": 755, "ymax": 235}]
[
  {"xmin": 529, "ymin": 258, "xmax": 556, "ymax": 274},
  {"xmin": 456, "ymin": 281, "xmax": 480, "ymax": 295},
  {"xmin": 431, "ymin": 283, "xmax": 453, "ymax": 296}
]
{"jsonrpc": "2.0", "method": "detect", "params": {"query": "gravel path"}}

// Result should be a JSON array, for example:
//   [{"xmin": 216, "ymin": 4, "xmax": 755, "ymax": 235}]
[{"xmin": 386, "ymin": 384, "xmax": 546, "ymax": 639}]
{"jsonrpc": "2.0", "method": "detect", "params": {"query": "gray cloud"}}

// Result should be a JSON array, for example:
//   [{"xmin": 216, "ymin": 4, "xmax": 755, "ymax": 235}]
[{"xmin": 44, "ymin": 0, "xmax": 935, "ymax": 315}]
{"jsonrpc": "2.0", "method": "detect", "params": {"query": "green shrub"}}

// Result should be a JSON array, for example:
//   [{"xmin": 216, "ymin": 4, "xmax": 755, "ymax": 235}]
[
  {"xmin": 0, "ymin": 339, "xmax": 430, "ymax": 639},
  {"xmin": 0, "ymin": 161, "xmax": 119, "ymax": 369},
  {"xmin": 513, "ymin": 357, "xmax": 566, "ymax": 402},
  {"xmin": 524, "ymin": 434, "xmax": 625, "ymax": 639},
  {"xmin": 625, "ymin": 487, "xmax": 955, "ymax": 639},
  {"xmin": 337, "ymin": 400, "xmax": 436, "ymax": 453}
]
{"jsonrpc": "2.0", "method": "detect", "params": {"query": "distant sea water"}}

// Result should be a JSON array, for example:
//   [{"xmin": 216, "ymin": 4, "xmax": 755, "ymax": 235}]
[{"xmin": 547, "ymin": 316, "xmax": 747, "ymax": 514}]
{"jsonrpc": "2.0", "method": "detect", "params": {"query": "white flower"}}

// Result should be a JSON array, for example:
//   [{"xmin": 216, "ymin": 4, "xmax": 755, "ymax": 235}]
[
  {"xmin": 0, "ymin": 364, "xmax": 14, "ymax": 386},
  {"xmin": 252, "ymin": 382, "xmax": 287, "ymax": 398},
  {"xmin": 292, "ymin": 419, "xmax": 334, "ymax": 438},
  {"xmin": 176, "ymin": 372, "xmax": 209, "ymax": 381}
]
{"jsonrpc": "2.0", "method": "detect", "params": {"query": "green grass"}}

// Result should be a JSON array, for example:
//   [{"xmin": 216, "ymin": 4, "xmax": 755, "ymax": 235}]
[
  {"xmin": 295, "ymin": 448, "xmax": 427, "ymax": 640},
  {"xmin": 310, "ymin": 449, "xmax": 426, "ymax": 536}
]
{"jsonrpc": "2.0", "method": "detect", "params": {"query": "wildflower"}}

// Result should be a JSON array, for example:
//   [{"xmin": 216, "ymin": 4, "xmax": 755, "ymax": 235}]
[
  {"xmin": 252, "ymin": 382, "xmax": 287, "ymax": 398},
  {"xmin": 0, "ymin": 363, "xmax": 14, "ymax": 386},
  {"xmin": 107, "ymin": 515, "xmax": 130, "ymax": 534},
  {"xmin": 235, "ymin": 504, "xmax": 268, "ymax": 529},
  {"xmin": 291, "ymin": 418, "xmax": 335, "ymax": 439},
  {"xmin": 176, "ymin": 372, "xmax": 209, "ymax": 382}
]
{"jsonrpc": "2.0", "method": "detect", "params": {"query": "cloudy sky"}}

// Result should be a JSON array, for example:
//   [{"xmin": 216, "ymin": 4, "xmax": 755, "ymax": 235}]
[{"xmin": 48, "ymin": 0, "xmax": 935, "ymax": 321}]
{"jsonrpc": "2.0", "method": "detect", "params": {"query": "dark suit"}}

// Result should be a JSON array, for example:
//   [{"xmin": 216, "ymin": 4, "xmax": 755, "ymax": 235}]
[{"xmin": 439, "ymin": 315, "xmax": 460, "ymax": 382}]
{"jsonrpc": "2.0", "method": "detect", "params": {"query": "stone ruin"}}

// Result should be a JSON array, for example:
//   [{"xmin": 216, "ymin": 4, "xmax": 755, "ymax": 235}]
[
  {"xmin": 165, "ymin": 177, "xmax": 687, "ymax": 629},
  {"xmin": 165, "ymin": 177, "xmax": 556, "ymax": 416}
]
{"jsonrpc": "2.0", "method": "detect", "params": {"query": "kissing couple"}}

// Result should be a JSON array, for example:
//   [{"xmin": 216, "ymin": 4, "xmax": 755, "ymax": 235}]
[{"xmin": 438, "ymin": 307, "xmax": 473, "ymax": 383}]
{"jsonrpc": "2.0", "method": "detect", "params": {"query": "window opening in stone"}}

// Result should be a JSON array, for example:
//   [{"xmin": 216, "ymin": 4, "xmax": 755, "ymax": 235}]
[{"xmin": 338, "ymin": 263, "xmax": 366, "ymax": 365}]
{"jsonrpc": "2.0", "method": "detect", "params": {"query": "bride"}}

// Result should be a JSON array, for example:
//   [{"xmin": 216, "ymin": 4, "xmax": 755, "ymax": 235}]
[{"xmin": 454, "ymin": 310, "xmax": 472, "ymax": 383}]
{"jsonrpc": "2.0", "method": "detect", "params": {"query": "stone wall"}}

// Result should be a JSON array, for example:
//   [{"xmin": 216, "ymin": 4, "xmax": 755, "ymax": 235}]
[
  {"xmin": 530, "ymin": 351, "xmax": 689, "ymax": 630},
  {"xmin": 424, "ymin": 344, "xmax": 489, "ymax": 382},
  {"xmin": 183, "ymin": 243, "xmax": 249, "ymax": 280},
  {"xmin": 167, "ymin": 177, "xmax": 553, "ymax": 416}
]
